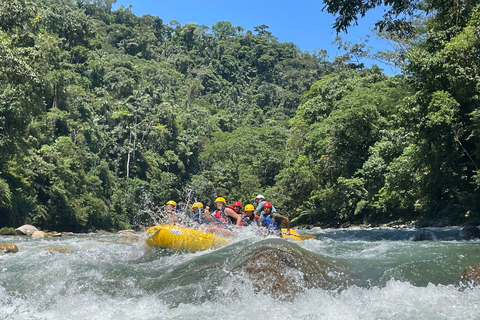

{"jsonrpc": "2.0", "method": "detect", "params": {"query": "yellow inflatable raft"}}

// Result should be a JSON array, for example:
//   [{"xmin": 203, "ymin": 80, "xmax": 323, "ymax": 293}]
[
  {"xmin": 281, "ymin": 229, "xmax": 316, "ymax": 241},
  {"xmin": 146, "ymin": 224, "xmax": 230, "ymax": 252}
]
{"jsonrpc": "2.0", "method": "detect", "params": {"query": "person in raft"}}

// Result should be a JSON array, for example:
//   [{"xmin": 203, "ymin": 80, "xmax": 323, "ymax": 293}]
[
  {"xmin": 192, "ymin": 202, "xmax": 206, "ymax": 224},
  {"xmin": 242, "ymin": 204, "xmax": 260, "ymax": 226},
  {"xmin": 253, "ymin": 194, "xmax": 277, "ymax": 217},
  {"xmin": 231, "ymin": 201, "xmax": 245, "ymax": 217},
  {"xmin": 260, "ymin": 202, "xmax": 291, "ymax": 235},
  {"xmin": 164, "ymin": 200, "xmax": 185, "ymax": 224},
  {"xmin": 210, "ymin": 197, "xmax": 243, "ymax": 226}
]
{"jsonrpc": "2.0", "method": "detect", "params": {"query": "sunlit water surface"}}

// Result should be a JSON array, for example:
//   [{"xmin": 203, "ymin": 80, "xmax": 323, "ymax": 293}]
[{"xmin": 1, "ymin": 227, "xmax": 480, "ymax": 320}]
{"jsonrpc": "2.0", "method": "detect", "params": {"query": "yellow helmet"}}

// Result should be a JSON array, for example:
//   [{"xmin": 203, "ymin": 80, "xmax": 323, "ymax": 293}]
[
  {"xmin": 244, "ymin": 204, "xmax": 255, "ymax": 211},
  {"xmin": 166, "ymin": 200, "xmax": 177, "ymax": 206},
  {"xmin": 215, "ymin": 197, "xmax": 226, "ymax": 204},
  {"xmin": 192, "ymin": 202, "xmax": 204, "ymax": 208}
]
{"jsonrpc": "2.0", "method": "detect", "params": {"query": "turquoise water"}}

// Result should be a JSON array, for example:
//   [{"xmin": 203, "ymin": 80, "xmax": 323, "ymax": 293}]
[{"xmin": 1, "ymin": 227, "xmax": 480, "ymax": 319}]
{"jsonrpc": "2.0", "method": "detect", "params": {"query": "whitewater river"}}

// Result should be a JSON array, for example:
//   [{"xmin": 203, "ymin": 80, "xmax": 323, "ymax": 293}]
[{"xmin": 1, "ymin": 227, "xmax": 480, "ymax": 319}]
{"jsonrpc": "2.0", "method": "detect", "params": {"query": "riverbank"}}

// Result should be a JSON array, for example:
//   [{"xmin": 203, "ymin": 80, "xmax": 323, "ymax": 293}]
[{"xmin": 300, "ymin": 215, "xmax": 479, "ymax": 230}]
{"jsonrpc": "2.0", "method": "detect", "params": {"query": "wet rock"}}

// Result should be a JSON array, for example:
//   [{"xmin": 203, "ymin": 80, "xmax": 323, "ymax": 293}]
[
  {"xmin": 411, "ymin": 229, "xmax": 438, "ymax": 241},
  {"xmin": 31, "ymin": 231, "xmax": 46, "ymax": 238},
  {"xmin": 0, "ymin": 242, "xmax": 18, "ymax": 253},
  {"xmin": 118, "ymin": 229, "xmax": 136, "ymax": 234},
  {"xmin": 459, "ymin": 225, "xmax": 480, "ymax": 239},
  {"xmin": 62, "ymin": 232, "xmax": 75, "ymax": 237},
  {"xmin": 118, "ymin": 235, "xmax": 139, "ymax": 243},
  {"xmin": 15, "ymin": 224, "xmax": 38, "ymax": 235},
  {"xmin": 230, "ymin": 239, "xmax": 346, "ymax": 301},
  {"xmin": 430, "ymin": 217, "xmax": 451, "ymax": 227},
  {"xmin": 461, "ymin": 265, "xmax": 480, "ymax": 284},
  {"xmin": 340, "ymin": 222, "xmax": 351, "ymax": 228},
  {"xmin": 47, "ymin": 232, "xmax": 62, "ymax": 238},
  {"xmin": 43, "ymin": 246, "xmax": 72, "ymax": 254}
]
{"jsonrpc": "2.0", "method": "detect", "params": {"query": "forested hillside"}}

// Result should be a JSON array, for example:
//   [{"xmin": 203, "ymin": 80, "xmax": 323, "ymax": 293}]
[{"xmin": 1, "ymin": 0, "xmax": 479, "ymax": 231}]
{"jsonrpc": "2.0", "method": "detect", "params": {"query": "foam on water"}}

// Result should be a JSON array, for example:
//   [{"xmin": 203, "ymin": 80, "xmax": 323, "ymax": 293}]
[
  {"xmin": 2, "ymin": 278, "xmax": 479, "ymax": 320},
  {"xmin": 2, "ymin": 228, "xmax": 480, "ymax": 320}
]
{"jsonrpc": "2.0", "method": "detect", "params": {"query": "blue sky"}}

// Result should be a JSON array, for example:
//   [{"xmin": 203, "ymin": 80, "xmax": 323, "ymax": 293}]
[{"xmin": 113, "ymin": 0, "xmax": 398, "ymax": 74}]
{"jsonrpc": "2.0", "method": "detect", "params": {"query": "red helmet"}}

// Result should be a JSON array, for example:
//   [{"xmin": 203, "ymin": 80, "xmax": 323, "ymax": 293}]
[
  {"xmin": 262, "ymin": 202, "xmax": 273, "ymax": 208},
  {"xmin": 232, "ymin": 201, "xmax": 242, "ymax": 207}
]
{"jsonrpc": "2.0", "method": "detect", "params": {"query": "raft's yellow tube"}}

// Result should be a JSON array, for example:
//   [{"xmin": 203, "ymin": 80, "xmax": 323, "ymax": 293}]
[
  {"xmin": 280, "ymin": 228, "xmax": 304, "ymax": 241},
  {"xmin": 146, "ymin": 224, "xmax": 230, "ymax": 252}
]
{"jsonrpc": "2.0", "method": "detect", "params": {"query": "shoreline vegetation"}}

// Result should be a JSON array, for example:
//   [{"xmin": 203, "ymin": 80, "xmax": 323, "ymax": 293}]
[{"xmin": 1, "ymin": 0, "xmax": 480, "ymax": 232}]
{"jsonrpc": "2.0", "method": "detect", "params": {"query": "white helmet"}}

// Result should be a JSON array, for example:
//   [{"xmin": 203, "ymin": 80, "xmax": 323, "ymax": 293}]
[{"xmin": 255, "ymin": 194, "xmax": 265, "ymax": 200}]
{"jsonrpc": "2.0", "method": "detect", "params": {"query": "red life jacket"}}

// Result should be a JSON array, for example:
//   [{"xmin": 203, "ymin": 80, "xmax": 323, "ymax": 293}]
[{"xmin": 212, "ymin": 209, "xmax": 228, "ymax": 224}]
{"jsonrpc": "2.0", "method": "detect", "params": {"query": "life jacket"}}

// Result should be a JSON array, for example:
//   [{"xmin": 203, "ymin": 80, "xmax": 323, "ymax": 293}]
[
  {"xmin": 214, "ymin": 206, "xmax": 242, "ymax": 225},
  {"xmin": 212, "ymin": 207, "xmax": 233, "ymax": 224},
  {"xmin": 242, "ymin": 214, "xmax": 260, "ymax": 226},
  {"xmin": 226, "ymin": 205, "xmax": 236, "ymax": 211},
  {"xmin": 212, "ymin": 209, "xmax": 227, "ymax": 223},
  {"xmin": 261, "ymin": 214, "xmax": 277, "ymax": 230},
  {"xmin": 193, "ymin": 209, "xmax": 205, "ymax": 224}
]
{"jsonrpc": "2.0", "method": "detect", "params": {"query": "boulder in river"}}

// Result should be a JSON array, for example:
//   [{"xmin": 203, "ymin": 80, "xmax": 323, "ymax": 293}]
[
  {"xmin": 461, "ymin": 265, "xmax": 480, "ymax": 284},
  {"xmin": 118, "ymin": 235, "xmax": 139, "ymax": 243},
  {"xmin": 15, "ymin": 224, "xmax": 38, "ymax": 235},
  {"xmin": 411, "ymin": 229, "xmax": 438, "ymax": 241},
  {"xmin": 47, "ymin": 232, "xmax": 62, "ymax": 238},
  {"xmin": 459, "ymin": 225, "xmax": 480, "ymax": 239},
  {"xmin": 118, "ymin": 229, "xmax": 136, "ymax": 234},
  {"xmin": 43, "ymin": 246, "xmax": 72, "ymax": 254},
  {"xmin": 0, "ymin": 242, "xmax": 19, "ymax": 253},
  {"xmin": 229, "ymin": 239, "xmax": 346, "ymax": 300},
  {"xmin": 31, "ymin": 231, "xmax": 46, "ymax": 238}
]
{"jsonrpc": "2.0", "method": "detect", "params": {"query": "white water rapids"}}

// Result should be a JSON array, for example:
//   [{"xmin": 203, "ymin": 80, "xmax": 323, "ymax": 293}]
[{"xmin": 1, "ymin": 227, "xmax": 480, "ymax": 320}]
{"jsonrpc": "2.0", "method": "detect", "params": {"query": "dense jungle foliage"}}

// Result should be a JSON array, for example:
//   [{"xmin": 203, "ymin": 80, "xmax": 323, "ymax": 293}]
[{"xmin": 0, "ymin": 0, "xmax": 479, "ymax": 231}]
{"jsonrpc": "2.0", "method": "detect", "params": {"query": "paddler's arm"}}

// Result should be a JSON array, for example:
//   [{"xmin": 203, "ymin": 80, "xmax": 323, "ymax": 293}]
[
  {"xmin": 225, "ymin": 207, "xmax": 242, "ymax": 226},
  {"xmin": 253, "ymin": 202, "xmax": 263, "ymax": 215},
  {"xmin": 167, "ymin": 214, "xmax": 178, "ymax": 223},
  {"xmin": 273, "ymin": 213, "xmax": 291, "ymax": 235},
  {"xmin": 283, "ymin": 216, "xmax": 291, "ymax": 235},
  {"xmin": 203, "ymin": 206, "xmax": 213, "ymax": 222}
]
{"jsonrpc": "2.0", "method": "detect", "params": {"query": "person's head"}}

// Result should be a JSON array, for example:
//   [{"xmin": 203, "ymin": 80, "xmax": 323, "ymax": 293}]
[
  {"xmin": 192, "ymin": 202, "xmax": 203, "ymax": 213},
  {"xmin": 262, "ymin": 202, "xmax": 272, "ymax": 215},
  {"xmin": 244, "ymin": 204, "xmax": 255, "ymax": 217},
  {"xmin": 232, "ymin": 201, "xmax": 242, "ymax": 213},
  {"xmin": 255, "ymin": 194, "xmax": 265, "ymax": 204},
  {"xmin": 166, "ymin": 200, "xmax": 176, "ymax": 212},
  {"xmin": 215, "ymin": 197, "xmax": 226, "ymax": 210}
]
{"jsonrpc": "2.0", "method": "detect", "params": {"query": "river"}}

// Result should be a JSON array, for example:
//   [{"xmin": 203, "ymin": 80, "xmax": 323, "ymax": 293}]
[{"xmin": 1, "ymin": 227, "xmax": 480, "ymax": 319}]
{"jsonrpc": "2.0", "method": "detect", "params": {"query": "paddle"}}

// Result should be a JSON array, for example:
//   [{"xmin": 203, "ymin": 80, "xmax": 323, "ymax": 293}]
[
  {"xmin": 209, "ymin": 213, "xmax": 233, "ymax": 231},
  {"xmin": 241, "ymin": 218, "xmax": 250, "ymax": 226}
]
